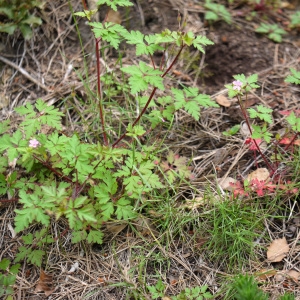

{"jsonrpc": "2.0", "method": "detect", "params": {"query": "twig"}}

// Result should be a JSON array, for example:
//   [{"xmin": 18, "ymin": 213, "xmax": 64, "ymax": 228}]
[{"xmin": 0, "ymin": 55, "xmax": 51, "ymax": 93}]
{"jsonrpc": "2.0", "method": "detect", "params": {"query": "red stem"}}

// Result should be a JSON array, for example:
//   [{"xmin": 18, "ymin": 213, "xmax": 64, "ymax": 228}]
[
  {"xmin": 284, "ymin": 132, "xmax": 299, "ymax": 151},
  {"xmin": 95, "ymin": 38, "xmax": 108, "ymax": 146},
  {"xmin": 112, "ymin": 44, "xmax": 186, "ymax": 148},
  {"xmin": 81, "ymin": 0, "xmax": 108, "ymax": 145},
  {"xmin": 236, "ymin": 96, "xmax": 275, "ymax": 172},
  {"xmin": 32, "ymin": 154, "xmax": 73, "ymax": 183}
]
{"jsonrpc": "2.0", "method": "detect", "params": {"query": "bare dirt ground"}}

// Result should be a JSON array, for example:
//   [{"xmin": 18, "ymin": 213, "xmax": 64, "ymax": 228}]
[{"xmin": 1, "ymin": 0, "xmax": 300, "ymax": 299}]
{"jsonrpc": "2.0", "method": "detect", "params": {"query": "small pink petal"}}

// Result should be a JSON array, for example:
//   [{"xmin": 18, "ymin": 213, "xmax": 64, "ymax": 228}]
[{"xmin": 29, "ymin": 139, "xmax": 40, "ymax": 148}]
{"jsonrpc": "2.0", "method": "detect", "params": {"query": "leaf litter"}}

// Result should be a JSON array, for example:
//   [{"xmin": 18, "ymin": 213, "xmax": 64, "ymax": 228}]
[
  {"xmin": 267, "ymin": 237, "xmax": 289, "ymax": 263},
  {"xmin": 34, "ymin": 270, "xmax": 55, "ymax": 296}
]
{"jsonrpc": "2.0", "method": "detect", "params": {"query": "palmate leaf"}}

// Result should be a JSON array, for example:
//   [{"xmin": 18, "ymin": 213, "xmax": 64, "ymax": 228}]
[
  {"xmin": 95, "ymin": 173, "xmax": 118, "ymax": 204},
  {"xmin": 14, "ymin": 207, "xmax": 50, "ymax": 233},
  {"xmin": 77, "ymin": 205, "xmax": 97, "ymax": 223},
  {"xmin": 115, "ymin": 198, "xmax": 136, "ymax": 220},
  {"xmin": 65, "ymin": 210, "xmax": 83, "ymax": 230},
  {"xmin": 9, "ymin": 264, "xmax": 20, "ymax": 275},
  {"xmin": 14, "ymin": 246, "xmax": 30, "ymax": 263},
  {"xmin": 248, "ymin": 105, "xmax": 273, "ymax": 124},
  {"xmin": 87, "ymin": 230, "xmax": 103, "ymax": 244},
  {"xmin": 89, "ymin": 22, "xmax": 127, "ymax": 49},
  {"xmin": 171, "ymin": 87, "xmax": 218, "ymax": 120},
  {"xmin": 252, "ymin": 125, "xmax": 273, "ymax": 143},
  {"xmin": 72, "ymin": 230, "xmax": 88, "ymax": 243},
  {"xmin": 286, "ymin": 112, "xmax": 300, "ymax": 132},
  {"xmin": 96, "ymin": 0, "xmax": 133, "ymax": 11},
  {"xmin": 155, "ymin": 29, "xmax": 177, "ymax": 44},
  {"xmin": 0, "ymin": 258, "xmax": 10, "ymax": 270},
  {"xmin": 285, "ymin": 68, "xmax": 300, "ymax": 85},
  {"xmin": 123, "ymin": 31, "xmax": 162, "ymax": 55},
  {"xmin": 247, "ymin": 73, "xmax": 258, "ymax": 85},
  {"xmin": 192, "ymin": 35, "xmax": 214, "ymax": 53},
  {"xmin": 74, "ymin": 9, "xmax": 98, "ymax": 21},
  {"xmin": 122, "ymin": 175, "xmax": 146, "ymax": 196},
  {"xmin": 226, "ymin": 73, "xmax": 259, "ymax": 95},
  {"xmin": 126, "ymin": 124, "xmax": 146, "ymax": 137},
  {"xmin": 233, "ymin": 74, "xmax": 246, "ymax": 83},
  {"xmin": 121, "ymin": 61, "xmax": 164, "ymax": 93},
  {"xmin": 0, "ymin": 23, "xmax": 17, "ymax": 34},
  {"xmin": 0, "ymin": 134, "xmax": 15, "ymax": 161},
  {"xmin": 35, "ymin": 99, "xmax": 64, "ymax": 129},
  {"xmin": 101, "ymin": 202, "xmax": 114, "ymax": 220},
  {"xmin": 27, "ymin": 250, "xmax": 45, "ymax": 267},
  {"xmin": 12, "ymin": 206, "xmax": 48, "ymax": 231},
  {"xmin": 15, "ymin": 99, "xmax": 64, "ymax": 138}
]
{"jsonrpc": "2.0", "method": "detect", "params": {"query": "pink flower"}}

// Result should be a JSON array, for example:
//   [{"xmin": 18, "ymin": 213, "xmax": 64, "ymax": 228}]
[
  {"xmin": 29, "ymin": 139, "xmax": 40, "ymax": 148},
  {"xmin": 232, "ymin": 80, "xmax": 243, "ymax": 91}
]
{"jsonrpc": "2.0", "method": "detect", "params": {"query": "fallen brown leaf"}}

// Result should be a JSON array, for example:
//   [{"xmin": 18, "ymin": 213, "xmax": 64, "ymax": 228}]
[
  {"xmin": 106, "ymin": 222, "xmax": 127, "ymax": 234},
  {"xmin": 287, "ymin": 270, "xmax": 300, "ymax": 282},
  {"xmin": 135, "ymin": 216, "xmax": 159, "ymax": 237},
  {"xmin": 106, "ymin": 9, "xmax": 122, "ymax": 24},
  {"xmin": 247, "ymin": 168, "xmax": 270, "ymax": 182},
  {"xmin": 181, "ymin": 196, "xmax": 206, "ymax": 210},
  {"xmin": 267, "ymin": 237, "xmax": 289, "ymax": 262},
  {"xmin": 217, "ymin": 177, "xmax": 237, "ymax": 191},
  {"xmin": 35, "ymin": 270, "xmax": 55, "ymax": 296},
  {"xmin": 216, "ymin": 95, "xmax": 231, "ymax": 107}
]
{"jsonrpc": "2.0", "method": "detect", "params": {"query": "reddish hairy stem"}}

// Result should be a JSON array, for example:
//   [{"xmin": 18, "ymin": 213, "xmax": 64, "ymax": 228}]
[
  {"xmin": 162, "ymin": 44, "xmax": 185, "ymax": 77},
  {"xmin": 237, "ymin": 96, "xmax": 275, "ymax": 172},
  {"xmin": 112, "ymin": 87, "xmax": 158, "ymax": 147},
  {"xmin": 284, "ymin": 132, "xmax": 299, "ymax": 151},
  {"xmin": 81, "ymin": 0, "xmax": 108, "ymax": 145},
  {"xmin": 149, "ymin": 54, "xmax": 155, "ymax": 69},
  {"xmin": 81, "ymin": 0, "xmax": 88, "ymax": 9},
  {"xmin": 32, "ymin": 154, "xmax": 73, "ymax": 183},
  {"xmin": 95, "ymin": 38, "xmax": 108, "ymax": 146},
  {"xmin": 112, "ymin": 44, "xmax": 186, "ymax": 148}
]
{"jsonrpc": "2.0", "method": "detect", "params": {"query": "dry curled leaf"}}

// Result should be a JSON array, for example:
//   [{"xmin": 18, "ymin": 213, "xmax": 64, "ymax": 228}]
[
  {"xmin": 274, "ymin": 270, "xmax": 300, "ymax": 283},
  {"xmin": 181, "ymin": 196, "xmax": 205, "ymax": 210},
  {"xmin": 107, "ymin": 9, "xmax": 122, "ymax": 24},
  {"xmin": 267, "ymin": 237, "xmax": 289, "ymax": 262},
  {"xmin": 106, "ymin": 222, "xmax": 127, "ymax": 234},
  {"xmin": 216, "ymin": 95, "xmax": 231, "ymax": 107},
  {"xmin": 287, "ymin": 270, "xmax": 300, "ymax": 282},
  {"xmin": 217, "ymin": 177, "xmax": 237, "ymax": 191},
  {"xmin": 247, "ymin": 168, "xmax": 270, "ymax": 182},
  {"xmin": 35, "ymin": 270, "xmax": 55, "ymax": 296},
  {"xmin": 148, "ymin": 209, "xmax": 163, "ymax": 218},
  {"xmin": 135, "ymin": 216, "xmax": 159, "ymax": 237},
  {"xmin": 274, "ymin": 273, "xmax": 285, "ymax": 282}
]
